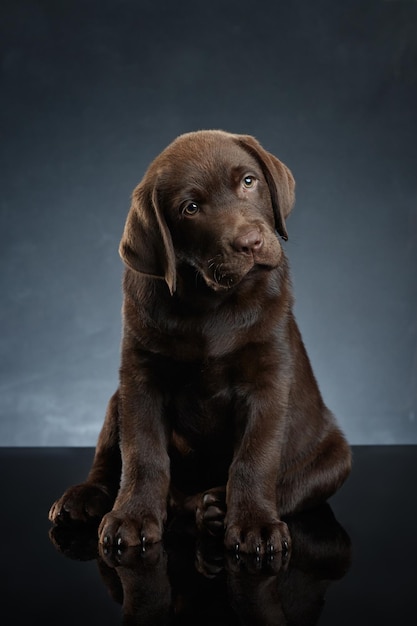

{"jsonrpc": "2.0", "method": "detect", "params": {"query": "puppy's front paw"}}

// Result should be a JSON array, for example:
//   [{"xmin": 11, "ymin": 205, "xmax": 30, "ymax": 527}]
[
  {"xmin": 49, "ymin": 483, "xmax": 113, "ymax": 525},
  {"xmin": 224, "ymin": 517, "xmax": 291, "ymax": 556},
  {"xmin": 98, "ymin": 509, "xmax": 163, "ymax": 549}
]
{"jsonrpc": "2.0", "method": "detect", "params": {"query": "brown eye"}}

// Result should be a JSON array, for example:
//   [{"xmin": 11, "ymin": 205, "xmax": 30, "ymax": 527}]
[
  {"xmin": 242, "ymin": 175, "xmax": 256, "ymax": 188},
  {"xmin": 182, "ymin": 202, "xmax": 200, "ymax": 216}
]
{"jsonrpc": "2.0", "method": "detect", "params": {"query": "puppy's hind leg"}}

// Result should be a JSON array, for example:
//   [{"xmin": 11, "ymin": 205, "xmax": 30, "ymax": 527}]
[
  {"xmin": 278, "ymin": 429, "xmax": 352, "ymax": 518},
  {"xmin": 49, "ymin": 390, "xmax": 122, "ymax": 525},
  {"xmin": 169, "ymin": 486, "xmax": 227, "ymax": 537}
]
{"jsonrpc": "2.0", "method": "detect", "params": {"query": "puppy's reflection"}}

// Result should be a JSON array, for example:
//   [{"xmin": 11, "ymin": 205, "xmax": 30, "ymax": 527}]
[{"xmin": 49, "ymin": 503, "xmax": 351, "ymax": 625}]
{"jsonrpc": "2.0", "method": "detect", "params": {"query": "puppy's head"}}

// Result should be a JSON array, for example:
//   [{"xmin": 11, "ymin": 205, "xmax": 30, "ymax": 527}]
[{"xmin": 119, "ymin": 130, "xmax": 295, "ymax": 295}]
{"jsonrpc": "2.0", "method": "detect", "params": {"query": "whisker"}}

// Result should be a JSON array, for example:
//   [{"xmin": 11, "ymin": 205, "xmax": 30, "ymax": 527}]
[{"xmin": 194, "ymin": 269, "xmax": 200, "ymax": 287}]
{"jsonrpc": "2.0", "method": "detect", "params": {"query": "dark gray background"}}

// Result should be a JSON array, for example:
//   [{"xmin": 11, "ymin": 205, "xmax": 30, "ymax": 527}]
[{"xmin": 1, "ymin": 0, "xmax": 416, "ymax": 446}]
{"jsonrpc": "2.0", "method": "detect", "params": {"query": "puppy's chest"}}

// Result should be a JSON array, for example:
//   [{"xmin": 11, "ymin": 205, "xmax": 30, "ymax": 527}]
[
  {"xmin": 152, "ymin": 297, "xmax": 268, "ymax": 360},
  {"xmin": 164, "ymin": 360, "xmax": 235, "ymax": 439}
]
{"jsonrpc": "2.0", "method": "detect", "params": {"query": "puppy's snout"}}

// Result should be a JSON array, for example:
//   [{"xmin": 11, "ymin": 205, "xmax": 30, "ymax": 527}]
[{"xmin": 232, "ymin": 230, "xmax": 263, "ymax": 255}]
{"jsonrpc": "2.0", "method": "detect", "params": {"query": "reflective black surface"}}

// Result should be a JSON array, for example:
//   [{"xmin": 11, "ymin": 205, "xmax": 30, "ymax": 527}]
[{"xmin": 2, "ymin": 446, "xmax": 416, "ymax": 624}]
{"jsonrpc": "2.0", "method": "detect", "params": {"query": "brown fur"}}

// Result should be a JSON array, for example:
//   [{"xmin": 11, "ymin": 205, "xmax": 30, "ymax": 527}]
[{"xmin": 49, "ymin": 130, "xmax": 351, "ymax": 554}]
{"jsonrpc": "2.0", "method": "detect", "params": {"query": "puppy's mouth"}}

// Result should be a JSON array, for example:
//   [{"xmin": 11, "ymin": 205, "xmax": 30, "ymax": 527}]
[
  {"xmin": 190, "ymin": 234, "xmax": 282, "ymax": 292},
  {"xmin": 202, "ymin": 255, "xmax": 243, "ymax": 291},
  {"xmin": 203, "ymin": 258, "xmax": 270, "ymax": 292},
  {"xmin": 204, "ymin": 274, "xmax": 239, "ymax": 292}
]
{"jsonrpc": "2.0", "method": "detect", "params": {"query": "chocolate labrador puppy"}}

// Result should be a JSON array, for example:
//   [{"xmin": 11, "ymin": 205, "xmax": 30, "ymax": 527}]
[{"xmin": 49, "ymin": 130, "xmax": 351, "ymax": 555}]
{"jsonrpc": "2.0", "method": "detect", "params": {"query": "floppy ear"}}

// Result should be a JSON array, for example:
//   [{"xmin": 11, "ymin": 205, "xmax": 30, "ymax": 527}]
[
  {"xmin": 236, "ymin": 135, "xmax": 295, "ymax": 241},
  {"xmin": 118, "ymin": 182, "xmax": 177, "ymax": 295}
]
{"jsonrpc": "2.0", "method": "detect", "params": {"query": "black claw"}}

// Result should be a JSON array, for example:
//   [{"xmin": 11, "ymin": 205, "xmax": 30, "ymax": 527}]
[
  {"xmin": 255, "ymin": 544, "xmax": 261, "ymax": 555},
  {"xmin": 116, "ymin": 536, "xmax": 123, "ymax": 547},
  {"xmin": 235, "ymin": 543, "xmax": 240, "ymax": 553},
  {"xmin": 103, "ymin": 535, "xmax": 110, "ymax": 546},
  {"xmin": 282, "ymin": 539, "xmax": 289, "ymax": 554}
]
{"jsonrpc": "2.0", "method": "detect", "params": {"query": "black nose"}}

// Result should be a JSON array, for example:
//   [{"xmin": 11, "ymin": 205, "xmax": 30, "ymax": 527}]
[{"xmin": 233, "ymin": 230, "xmax": 263, "ymax": 254}]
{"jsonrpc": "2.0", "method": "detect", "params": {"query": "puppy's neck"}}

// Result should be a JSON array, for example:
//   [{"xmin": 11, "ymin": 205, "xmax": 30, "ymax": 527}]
[{"xmin": 174, "ymin": 263, "xmax": 230, "ymax": 310}]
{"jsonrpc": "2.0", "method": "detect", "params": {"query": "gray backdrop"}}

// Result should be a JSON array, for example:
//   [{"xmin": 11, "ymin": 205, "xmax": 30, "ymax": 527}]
[{"xmin": 1, "ymin": 0, "xmax": 416, "ymax": 446}]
